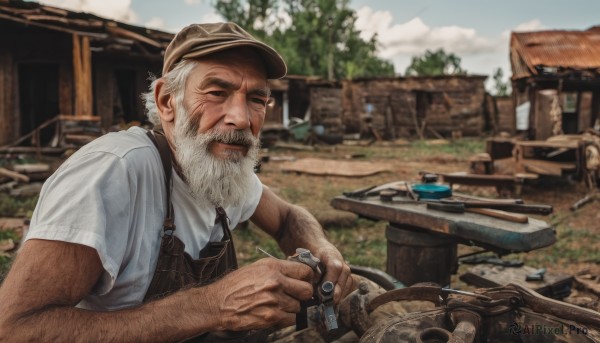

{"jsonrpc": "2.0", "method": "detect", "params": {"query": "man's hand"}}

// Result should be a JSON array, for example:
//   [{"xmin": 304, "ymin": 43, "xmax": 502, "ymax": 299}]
[
  {"xmin": 251, "ymin": 186, "xmax": 356, "ymax": 304},
  {"xmin": 207, "ymin": 258, "xmax": 314, "ymax": 331},
  {"xmin": 312, "ymin": 243, "xmax": 354, "ymax": 303}
]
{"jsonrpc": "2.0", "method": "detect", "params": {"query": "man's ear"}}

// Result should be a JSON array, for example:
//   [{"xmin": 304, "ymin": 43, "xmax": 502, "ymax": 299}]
[{"xmin": 155, "ymin": 78, "xmax": 175, "ymax": 123}]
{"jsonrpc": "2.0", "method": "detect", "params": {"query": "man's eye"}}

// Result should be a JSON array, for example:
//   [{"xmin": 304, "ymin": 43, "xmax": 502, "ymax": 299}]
[
  {"xmin": 208, "ymin": 91, "xmax": 226, "ymax": 97},
  {"xmin": 251, "ymin": 98, "xmax": 267, "ymax": 106}
]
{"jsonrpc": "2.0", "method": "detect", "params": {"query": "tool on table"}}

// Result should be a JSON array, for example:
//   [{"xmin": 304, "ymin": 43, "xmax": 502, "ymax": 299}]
[
  {"xmin": 411, "ymin": 183, "xmax": 452, "ymax": 200},
  {"xmin": 404, "ymin": 181, "xmax": 418, "ymax": 200},
  {"xmin": 451, "ymin": 191, "xmax": 524, "ymax": 204},
  {"xmin": 342, "ymin": 185, "xmax": 377, "ymax": 199},
  {"xmin": 438, "ymin": 199, "xmax": 552, "ymax": 215},
  {"xmin": 426, "ymin": 202, "xmax": 530, "ymax": 223},
  {"xmin": 420, "ymin": 172, "xmax": 440, "ymax": 184},
  {"xmin": 465, "ymin": 208, "xmax": 529, "ymax": 223},
  {"xmin": 287, "ymin": 248, "xmax": 339, "ymax": 335}
]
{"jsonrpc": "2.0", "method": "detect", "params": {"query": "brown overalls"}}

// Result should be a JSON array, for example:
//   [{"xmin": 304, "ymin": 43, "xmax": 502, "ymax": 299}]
[{"xmin": 143, "ymin": 130, "xmax": 272, "ymax": 342}]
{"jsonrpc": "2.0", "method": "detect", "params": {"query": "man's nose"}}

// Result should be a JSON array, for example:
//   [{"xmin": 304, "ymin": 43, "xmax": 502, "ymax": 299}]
[{"xmin": 223, "ymin": 94, "xmax": 251, "ymax": 130}]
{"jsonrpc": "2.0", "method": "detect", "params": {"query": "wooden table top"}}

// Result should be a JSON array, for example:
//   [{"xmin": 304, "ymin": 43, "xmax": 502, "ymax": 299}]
[{"xmin": 330, "ymin": 194, "xmax": 556, "ymax": 253}]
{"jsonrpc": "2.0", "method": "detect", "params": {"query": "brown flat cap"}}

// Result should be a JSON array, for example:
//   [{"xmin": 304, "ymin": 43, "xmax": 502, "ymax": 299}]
[{"xmin": 162, "ymin": 22, "xmax": 287, "ymax": 79}]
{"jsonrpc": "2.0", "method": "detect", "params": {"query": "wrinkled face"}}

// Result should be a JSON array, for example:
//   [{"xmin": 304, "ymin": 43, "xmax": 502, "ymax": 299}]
[
  {"xmin": 169, "ymin": 49, "xmax": 269, "ymax": 207},
  {"xmin": 180, "ymin": 49, "xmax": 270, "ymax": 160}
]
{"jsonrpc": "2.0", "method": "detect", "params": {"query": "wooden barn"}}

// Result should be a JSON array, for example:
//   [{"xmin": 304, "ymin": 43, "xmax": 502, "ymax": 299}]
[
  {"xmin": 485, "ymin": 95, "xmax": 516, "ymax": 136},
  {"xmin": 511, "ymin": 27, "xmax": 600, "ymax": 140},
  {"xmin": 263, "ymin": 76, "xmax": 343, "ymax": 143},
  {"xmin": 0, "ymin": 0, "xmax": 173, "ymax": 147},
  {"xmin": 341, "ymin": 75, "xmax": 488, "ymax": 140}
]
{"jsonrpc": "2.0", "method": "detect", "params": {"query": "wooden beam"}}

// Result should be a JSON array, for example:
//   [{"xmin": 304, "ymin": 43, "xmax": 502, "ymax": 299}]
[
  {"xmin": 82, "ymin": 35, "xmax": 93, "ymax": 115},
  {"xmin": 0, "ymin": 13, "xmax": 107, "ymax": 39},
  {"xmin": 0, "ymin": 168, "xmax": 30, "ymax": 183},
  {"xmin": 57, "ymin": 115, "xmax": 101, "ymax": 121},
  {"xmin": 106, "ymin": 25, "xmax": 163, "ymax": 48},
  {"xmin": 58, "ymin": 62, "xmax": 73, "ymax": 115},
  {"xmin": 73, "ymin": 33, "xmax": 82, "ymax": 116},
  {"xmin": 72, "ymin": 34, "xmax": 93, "ymax": 116}
]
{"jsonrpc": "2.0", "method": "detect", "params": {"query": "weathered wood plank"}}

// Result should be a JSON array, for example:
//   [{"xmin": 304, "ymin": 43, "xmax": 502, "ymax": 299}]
[{"xmin": 330, "ymin": 194, "xmax": 555, "ymax": 252}]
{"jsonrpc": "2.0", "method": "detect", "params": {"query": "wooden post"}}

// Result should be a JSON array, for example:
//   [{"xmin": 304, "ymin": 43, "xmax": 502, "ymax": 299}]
[
  {"xmin": 385, "ymin": 224, "xmax": 457, "ymax": 287},
  {"xmin": 82, "ymin": 35, "xmax": 92, "ymax": 116},
  {"xmin": 72, "ymin": 34, "xmax": 93, "ymax": 116}
]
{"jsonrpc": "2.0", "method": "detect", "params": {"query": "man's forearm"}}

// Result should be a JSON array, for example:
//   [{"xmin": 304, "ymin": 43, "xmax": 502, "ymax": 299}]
[
  {"xmin": 275, "ymin": 204, "xmax": 329, "ymax": 256},
  {"xmin": 1, "ymin": 287, "xmax": 218, "ymax": 343}
]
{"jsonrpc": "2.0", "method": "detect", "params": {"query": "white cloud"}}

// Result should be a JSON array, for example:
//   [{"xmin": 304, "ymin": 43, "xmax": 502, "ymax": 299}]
[
  {"xmin": 145, "ymin": 17, "xmax": 166, "ymax": 30},
  {"xmin": 163, "ymin": 12, "xmax": 224, "ymax": 33},
  {"xmin": 184, "ymin": 0, "xmax": 202, "ymax": 5},
  {"xmin": 501, "ymin": 19, "xmax": 547, "ymax": 40},
  {"xmin": 355, "ymin": 6, "xmax": 499, "ymax": 75},
  {"xmin": 513, "ymin": 19, "xmax": 546, "ymax": 32},
  {"xmin": 356, "ymin": 6, "xmax": 495, "ymax": 56},
  {"xmin": 199, "ymin": 12, "xmax": 225, "ymax": 24},
  {"xmin": 39, "ymin": 0, "xmax": 138, "ymax": 23}
]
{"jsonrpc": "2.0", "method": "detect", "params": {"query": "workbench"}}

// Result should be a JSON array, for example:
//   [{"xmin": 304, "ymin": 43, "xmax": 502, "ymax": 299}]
[{"xmin": 330, "ymin": 189, "xmax": 556, "ymax": 287}]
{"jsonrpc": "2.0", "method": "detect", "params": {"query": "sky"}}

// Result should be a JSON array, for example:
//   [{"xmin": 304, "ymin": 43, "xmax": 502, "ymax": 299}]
[{"xmin": 35, "ymin": 0, "xmax": 600, "ymax": 89}]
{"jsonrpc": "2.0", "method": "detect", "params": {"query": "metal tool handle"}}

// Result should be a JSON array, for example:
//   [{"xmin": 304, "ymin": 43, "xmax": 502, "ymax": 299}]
[
  {"xmin": 440, "ymin": 199, "xmax": 553, "ymax": 215},
  {"xmin": 287, "ymin": 248, "xmax": 339, "ymax": 334},
  {"xmin": 319, "ymin": 281, "xmax": 339, "ymax": 333}
]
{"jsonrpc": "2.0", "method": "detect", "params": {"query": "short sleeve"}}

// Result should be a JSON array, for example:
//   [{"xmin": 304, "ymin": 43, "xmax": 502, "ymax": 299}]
[{"xmin": 26, "ymin": 151, "xmax": 135, "ymax": 295}]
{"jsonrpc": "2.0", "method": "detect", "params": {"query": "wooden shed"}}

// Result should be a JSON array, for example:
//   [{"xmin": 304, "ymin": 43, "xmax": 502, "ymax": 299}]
[
  {"xmin": 341, "ymin": 75, "xmax": 488, "ymax": 139},
  {"xmin": 266, "ymin": 76, "xmax": 342, "ymax": 133},
  {"xmin": 484, "ymin": 95, "xmax": 516, "ymax": 136},
  {"xmin": 511, "ymin": 27, "xmax": 600, "ymax": 140},
  {"xmin": 0, "ymin": 0, "xmax": 173, "ymax": 147}
]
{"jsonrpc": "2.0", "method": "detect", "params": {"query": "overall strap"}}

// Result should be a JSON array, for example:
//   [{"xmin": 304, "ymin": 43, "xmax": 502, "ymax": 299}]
[
  {"xmin": 146, "ymin": 129, "xmax": 175, "ymax": 235},
  {"xmin": 215, "ymin": 206, "xmax": 232, "ymax": 239}
]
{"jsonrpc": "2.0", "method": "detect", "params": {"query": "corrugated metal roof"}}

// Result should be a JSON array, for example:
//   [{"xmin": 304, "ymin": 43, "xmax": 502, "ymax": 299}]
[
  {"xmin": 0, "ymin": 0, "xmax": 173, "ymax": 56},
  {"xmin": 511, "ymin": 28, "xmax": 600, "ymax": 79}
]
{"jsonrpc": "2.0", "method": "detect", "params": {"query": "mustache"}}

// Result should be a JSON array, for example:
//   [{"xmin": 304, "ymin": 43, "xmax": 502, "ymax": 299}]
[{"xmin": 205, "ymin": 129, "xmax": 257, "ymax": 148}]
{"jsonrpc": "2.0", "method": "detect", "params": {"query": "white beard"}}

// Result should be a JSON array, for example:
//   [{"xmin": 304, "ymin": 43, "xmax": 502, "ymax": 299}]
[{"xmin": 172, "ymin": 104, "xmax": 260, "ymax": 208}]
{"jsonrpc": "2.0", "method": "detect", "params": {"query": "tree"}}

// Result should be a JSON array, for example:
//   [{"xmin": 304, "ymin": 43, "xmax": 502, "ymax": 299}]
[
  {"xmin": 212, "ymin": 0, "xmax": 395, "ymax": 79},
  {"xmin": 492, "ymin": 67, "xmax": 510, "ymax": 96},
  {"xmin": 405, "ymin": 48, "xmax": 465, "ymax": 76}
]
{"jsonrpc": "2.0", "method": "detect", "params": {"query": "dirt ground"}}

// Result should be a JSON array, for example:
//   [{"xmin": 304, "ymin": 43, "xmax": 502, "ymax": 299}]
[
  {"xmin": 1, "ymin": 137, "xmax": 598, "ymax": 312},
  {"xmin": 248, "ymin": 139, "xmax": 600, "ymax": 311}
]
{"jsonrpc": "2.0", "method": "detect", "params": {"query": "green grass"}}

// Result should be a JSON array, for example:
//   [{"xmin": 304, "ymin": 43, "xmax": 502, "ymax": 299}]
[
  {"xmin": 0, "ymin": 193, "xmax": 38, "ymax": 217},
  {"xmin": 0, "ymin": 229, "xmax": 19, "ymax": 284},
  {"xmin": 339, "ymin": 138, "xmax": 486, "ymax": 163},
  {"xmin": 0, "ymin": 255, "xmax": 13, "ymax": 283},
  {"xmin": 0, "ymin": 192, "xmax": 33, "ymax": 283},
  {"xmin": 325, "ymin": 219, "xmax": 387, "ymax": 269},
  {"xmin": 520, "ymin": 224, "xmax": 600, "ymax": 266},
  {"xmin": 0, "ymin": 229, "xmax": 19, "ymax": 241}
]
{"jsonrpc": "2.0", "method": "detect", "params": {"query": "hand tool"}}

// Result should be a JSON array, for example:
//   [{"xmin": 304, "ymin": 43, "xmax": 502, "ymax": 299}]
[
  {"xmin": 257, "ymin": 247, "xmax": 277, "ymax": 258},
  {"xmin": 287, "ymin": 248, "xmax": 339, "ymax": 335},
  {"xmin": 465, "ymin": 208, "xmax": 529, "ymax": 223},
  {"xmin": 451, "ymin": 191, "xmax": 524, "ymax": 204},
  {"xmin": 426, "ymin": 202, "xmax": 529, "ymax": 223},
  {"xmin": 404, "ymin": 181, "xmax": 418, "ymax": 200},
  {"xmin": 318, "ymin": 281, "xmax": 338, "ymax": 333},
  {"xmin": 342, "ymin": 185, "xmax": 377, "ymax": 199},
  {"xmin": 439, "ymin": 199, "xmax": 552, "ymax": 215}
]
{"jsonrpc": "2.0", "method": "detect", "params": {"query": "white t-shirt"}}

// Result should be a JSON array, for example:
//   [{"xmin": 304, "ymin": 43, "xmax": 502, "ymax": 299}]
[{"xmin": 25, "ymin": 126, "xmax": 263, "ymax": 310}]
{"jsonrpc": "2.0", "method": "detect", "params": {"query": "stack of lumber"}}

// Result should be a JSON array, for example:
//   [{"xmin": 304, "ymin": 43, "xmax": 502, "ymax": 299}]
[{"xmin": 0, "ymin": 163, "xmax": 52, "ymax": 197}]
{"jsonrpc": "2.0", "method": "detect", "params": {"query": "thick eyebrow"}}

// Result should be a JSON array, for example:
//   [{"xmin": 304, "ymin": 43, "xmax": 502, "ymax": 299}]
[
  {"xmin": 249, "ymin": 87, "xmax": 271, "ymax": 99},
  {"xmin": 199, "ymin": 76, "xmax": 271, "ymax": 98}
]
